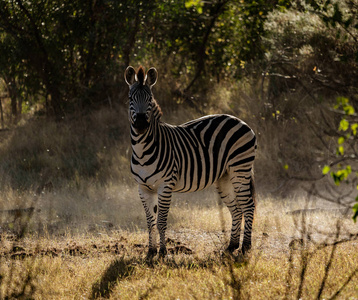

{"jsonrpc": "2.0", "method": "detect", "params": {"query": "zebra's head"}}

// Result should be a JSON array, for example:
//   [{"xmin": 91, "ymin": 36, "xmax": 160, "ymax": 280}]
[{"xmin": 125, "ymin": 66, "xmax": 158, "ymax": 134}]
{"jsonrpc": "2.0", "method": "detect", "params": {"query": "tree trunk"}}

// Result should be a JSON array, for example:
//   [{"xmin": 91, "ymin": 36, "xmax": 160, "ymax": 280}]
[
  {"xmin": 48, "ymin": 85, "xmax": 63, "ymax": 118},
  {"xmin": 5, "ymin": 78, "xmax": 18, "ymax": 124},
  {"xmin": 0, "ymin": 97, "xmax": 4, "ymax": 129}
]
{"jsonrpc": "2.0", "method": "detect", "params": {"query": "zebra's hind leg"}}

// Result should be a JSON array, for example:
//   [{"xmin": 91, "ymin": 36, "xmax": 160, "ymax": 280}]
[
  {"xmin": 139, "ymin": 186, "xmax": 158, "ymax": 259},
  {"xmin": 216, "ymin": 174, "xmax": 243, "ymax": 254},
  {"xmin": 232, "ymin": 175, "xmax": 255, "ymax": 256}
]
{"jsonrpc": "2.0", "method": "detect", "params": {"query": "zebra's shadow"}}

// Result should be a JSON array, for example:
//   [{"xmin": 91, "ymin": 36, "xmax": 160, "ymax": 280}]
[
  {"xmin": 90, "ymin": 257, "xmax": 134, "ymax": 299},
  {"xmin": 89, "ymin": 252, "xmax": 250, "ymax": 299},
  {"xmin": 88, "ymin": 256, "xmax": 182, "ymax": 299}
]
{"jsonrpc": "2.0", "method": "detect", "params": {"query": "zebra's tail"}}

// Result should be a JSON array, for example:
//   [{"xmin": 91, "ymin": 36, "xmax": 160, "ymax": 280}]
[{"xmin": 250, "ymin": 173, "xmax": 257, "ymax": 221}]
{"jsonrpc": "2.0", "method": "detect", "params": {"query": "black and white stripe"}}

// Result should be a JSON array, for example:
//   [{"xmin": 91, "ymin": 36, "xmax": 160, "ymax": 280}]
[{"xmin": 125, "ymin": 66, "xmax": 257, "ymax": 258}]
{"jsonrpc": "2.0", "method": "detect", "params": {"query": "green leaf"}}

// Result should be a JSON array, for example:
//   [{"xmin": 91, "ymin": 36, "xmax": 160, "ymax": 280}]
[
  {"xmin": 331, "ymin": 172, "xmax": 343, "ymax": 185},
  {"xmin": 338, "ymin": 146, "xmax": 344, "ymax": 155},
  {"xmin": 185, "ymin": 0, "xmax": 203, "ymax": 12},
  {"xmin": 346, "ymin": 165, "xmax": 352, "ymax": 175},
  {"xmin": 337, "ymin": 145, "xmax": 344, "ymax": 155},
  {"xmin": 343, "ymin": 104, "xmax": 355, "ymax": 115},
  {"xmin": 353, "ymin": 198, "xmax": 358, "ymax": 222},
  {"xmin": 332, "ymin": 166, "xmax": 352, "ymax": 183},
  {"xmin": 338, "ymin": 136, "xmax": 345, "ymax": 144},
  {"xmin": 339, "ymin": 119, "xmax": 349, "ymax": 131},
  {"xmin": 351, "ymin": 123, "xmax": 358, "ymax": 135},
  {"xmin": 353, "ymin": 209, "xmax": 358, "ymax": 222},
  {"xmin": 322, "ymin": 165, "xmax": 330, "ymax": 175},
  {"xmin": 336, "ymin": 97, "xmax": 349, "ymax": 106}
]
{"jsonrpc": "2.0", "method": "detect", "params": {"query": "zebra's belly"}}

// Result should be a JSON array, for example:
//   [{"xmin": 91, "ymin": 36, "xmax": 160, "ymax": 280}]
[
  {"xmin": 173, "ymin": 179, "xmax": 212, "ymax": 193},
  {"xmin": 172, "ymin": 166, "xmax": 225, "ymax": 193}
]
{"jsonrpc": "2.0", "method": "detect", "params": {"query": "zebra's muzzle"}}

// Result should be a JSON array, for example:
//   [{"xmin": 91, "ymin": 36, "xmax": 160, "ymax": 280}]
[{"xmin": 133, "ymin": 113, "xmax": 149, "ymax": 134}]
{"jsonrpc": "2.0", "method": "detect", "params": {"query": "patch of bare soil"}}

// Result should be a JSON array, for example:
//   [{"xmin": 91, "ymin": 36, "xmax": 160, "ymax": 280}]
[{"xmin": 0, "ymin": 235, "xmax": 195, "ymax": 260}]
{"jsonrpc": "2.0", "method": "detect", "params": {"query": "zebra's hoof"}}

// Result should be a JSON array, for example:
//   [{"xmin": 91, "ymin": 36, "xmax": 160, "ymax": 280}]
[
  {"xmin": 221, "ymin": 249, "xmax": 234, "ymax": 259},
  {"xmin": 159, "ymin": 247, "xmax": 167, "ymax": 258},
  {"xmin": 146, "ymin": 248, "xmax": 158, "ymax": 260},
  {"xmin": 221, "ymin": 244, "xmax": 237, "ymax": 259},
  {"xmin": 241, "ymin": 244, "xmax": 251, "ymax": 256},
  {"xmin": 226, "ymin": 243, "xmax": 239, "ymax": 253}
]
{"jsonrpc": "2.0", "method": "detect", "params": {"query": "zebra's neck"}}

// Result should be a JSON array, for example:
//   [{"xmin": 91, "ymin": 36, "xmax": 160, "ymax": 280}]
[{"xmin": 131, "ymin": 99, "xmax": 162, "ymax": 154}]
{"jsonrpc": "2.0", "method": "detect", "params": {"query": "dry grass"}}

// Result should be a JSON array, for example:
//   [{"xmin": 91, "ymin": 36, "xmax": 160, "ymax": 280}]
[{"xmin": 0, "ymin": 189, "xmax": 357, "ymax": 299}]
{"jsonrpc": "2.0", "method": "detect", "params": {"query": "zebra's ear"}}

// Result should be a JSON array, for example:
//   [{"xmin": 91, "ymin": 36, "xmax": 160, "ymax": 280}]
[
  {"xmin": 146, "ymin": 67, "xmax": 158, "ymax": 88},
  {"xmin": 125, "ymin": 66, "xmax": 136, "ymax": 86}
]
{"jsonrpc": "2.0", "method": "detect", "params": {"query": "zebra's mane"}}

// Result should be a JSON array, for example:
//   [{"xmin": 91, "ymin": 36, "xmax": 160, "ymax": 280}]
[
  {"xmin": 153, "ymin": 98, "xmax": 163, "ymax": 119},
  {"xmin": 137, "ymin": 66, "xmax": 145, "ymax": 85}
]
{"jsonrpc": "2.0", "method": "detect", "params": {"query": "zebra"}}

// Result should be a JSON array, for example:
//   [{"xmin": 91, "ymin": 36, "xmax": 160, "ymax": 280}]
[{"xmin": 124, "ymin": 66, "xmax": 257, "ymax": 259}]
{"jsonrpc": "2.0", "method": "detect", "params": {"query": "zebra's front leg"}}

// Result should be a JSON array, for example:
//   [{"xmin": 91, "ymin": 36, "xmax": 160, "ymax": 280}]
[
  {"xmin": 139, "ymin": 186, "xmax": 158, "ymax": 259},
  {"xmin": 157, "ymin": 186, "xmax": 173, "ymax": 258}
]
